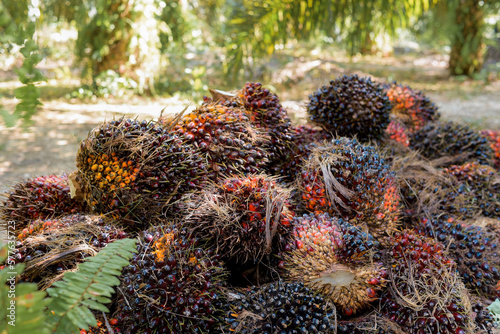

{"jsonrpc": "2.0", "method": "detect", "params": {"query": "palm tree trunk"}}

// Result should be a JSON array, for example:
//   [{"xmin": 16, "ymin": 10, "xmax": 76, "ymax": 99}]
[{"xmin": 449, "ymin": 0, "xmax": 485, "ymax": 76}]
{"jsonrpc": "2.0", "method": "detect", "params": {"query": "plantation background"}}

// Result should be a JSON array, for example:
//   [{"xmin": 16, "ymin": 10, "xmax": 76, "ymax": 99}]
[{"xmin": 1, "ymin": 0, "xmax": 500, "ymax": 194}]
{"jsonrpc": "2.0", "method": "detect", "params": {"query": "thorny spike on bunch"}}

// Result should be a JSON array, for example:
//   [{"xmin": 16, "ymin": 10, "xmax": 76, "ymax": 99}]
[
  {"xmin": 114, "ymin": 226, "xmax": 228, "ymax": 334},
  {"xmin": 381, "ymin": 230, "xmax": 475, "ymax": 334},
  {"xmin": 307, "ymin": 75, "xmax": 391, "ymax": 142},
  {"xmin": 283, "ymin": 213, "xmax": 388, "ymax": 316},
  {"xmin": 1, "ymin": 174, "xmax": 86, "ymax": 230},
  {"xmin": 75, "ymin": 118, "xmax": 207, "ymax": 227},
  {"xmin": 223, "ymin": 282, "xmax": 336, "ymax": 333},
  {"xmin": 298, "ymin": 137, "xmax": 400, "ymax": 239},
  {"xmin": 183, "ymin": 174, "xmax": 294, "ymax": 265}
]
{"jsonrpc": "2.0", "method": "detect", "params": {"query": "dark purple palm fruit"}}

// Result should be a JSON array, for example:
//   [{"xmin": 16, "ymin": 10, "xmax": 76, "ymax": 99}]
[
  {"xmin": 1, "ymin": 174, "xmax": 86, "ymax": 231},
  {"xmin": 441, "ymin": 162, "xmax": 500, "ymax": 219},
  {"xmin": 114, "ymin": 227, "xmax": 227, "ymax": 334},
  {"xmin": 223, "ymin": 282, "xmax": 336, "ymax": 333},
  {"xmin": 307, "ymin": 75, "xmax": 391, "ymax": 142},
  {"xmin": 237, "ymin": 82, "xmax": 295, "ymax": 177},
  {"xmin": 381, "ymin": 230, "xmax": 475, "ymax": 334},
  {"xmin": 282, "ymin": 213, "xmax": 388, "ymax": 316},
  {"xmin": 416, "ymin": 215, "xmax": 500, "ymax": 299},
  {"xmin": 408, "ymin": 121, "xmax": 494, "ymax": 166}
]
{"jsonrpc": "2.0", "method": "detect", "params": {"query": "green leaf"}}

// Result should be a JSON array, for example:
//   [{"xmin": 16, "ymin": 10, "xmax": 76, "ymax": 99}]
[{"xmin": 46, "ymin": 238, "xmax": 137, "ymax": 333}]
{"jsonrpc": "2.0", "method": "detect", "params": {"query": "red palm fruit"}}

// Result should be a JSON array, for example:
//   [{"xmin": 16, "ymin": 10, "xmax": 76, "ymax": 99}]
[
  {"xmin": 298, "ymin": 137, "xmax": 400, "ymax": 239},
  {"xmin": 283, "ymin": 213, "xmax": 387, "ymax": 315},
  {"xmin": 384, "ymin": 82, "xmax": 439, "ymax": 131},
  {"xmin": 1, "ymin": 174, "xmax": 86, "ymax": 230},
  {"xmin": 481, "ymin": 129, "xmax": 500, "ymax": 169},
  {"xmin": 385, "ymin": 119, "xmax": 410, "ymax": 147},
  {"xmin": 236, "ymin": 82, "xmax": 296, "ymax": 177},
  {"xmin": 381, "ymin": 230, "xmax": 474, "ymax": 334}
]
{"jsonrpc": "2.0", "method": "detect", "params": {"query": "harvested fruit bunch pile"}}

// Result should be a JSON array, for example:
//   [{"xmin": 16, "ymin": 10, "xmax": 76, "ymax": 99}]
[{"xmin": 1, "ymin": 77, "xmax": 499, "ymax": 334}]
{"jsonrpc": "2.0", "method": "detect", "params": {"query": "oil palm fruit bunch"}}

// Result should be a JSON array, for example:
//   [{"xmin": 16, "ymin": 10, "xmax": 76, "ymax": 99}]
[
  {"xmin": 1, "ymin": 174, "xmax": 85, "ymax": 230},
  {"xmin": 442, "ymin": 162, "xmax": 500, "ymax": 218},
  {"xmin": 2, "ymin": 214, "xmax": 127, "ymax": 289},
  {"xmin": 298, "ymin": 137, "xmax": 400, "ymax": 239},
  {"xmin": 223, "ymin": 282, "xmax": 336, "ymax": 333},
  {"xmin": 381, "ymin": 230, "xmax": 474, "ymax": 334},
  {"xmin": 171, "ymin": 100, "xmax": 268, "ymax": 181},
  {"xmin": 481, "ymin": 129, "xmax": 500, "ymax": 169},
  {"xmin": 386, "ymin": 119, "xmax": 410, "ymax": 147},
  {"xmin": 114, "ymin": 227, "xmax": 227, "ymax": 334},
  {"xmin": 184, "ymin": 174, "xmax": 294, "ymax": 264},
  {"xmin": 384, "ymin": 82, "xmax": 439, "ymax": 131},
  {"xmin": 273, "ymin": 124, "xmax": 333, "ymax": 182},
  {"xmin": 283, "ymin": 213, "xmax": 387, "ymax": 316},
  {"xmin": 307, "ymin": 75, "xmax": 391, "ymax": 142},
  {"xmin": 408, "ymin": 121, "xmax": 493, "ymax": 166},
  {"xmin": 236, "ymin": 82, "xmax": 295, "ymax": 176},
  {"xmin": 75, "ymin": 118, "xmax": 207, "ymax": 226},
  {"xmin": 416, "ymin": 215, "xmax": 500, "ymax": 298}
]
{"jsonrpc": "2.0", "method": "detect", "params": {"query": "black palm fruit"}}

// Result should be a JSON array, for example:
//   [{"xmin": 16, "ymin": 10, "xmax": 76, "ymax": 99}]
[{"xmin": 307, "ymin": 75, "xmax": 391, "ymax": 142}]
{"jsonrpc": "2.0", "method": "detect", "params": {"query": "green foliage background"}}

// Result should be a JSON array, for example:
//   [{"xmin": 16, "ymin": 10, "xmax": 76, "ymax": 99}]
[{"xmin": 0, "ymin": 0, "xmax": 499, "ymax": 126}]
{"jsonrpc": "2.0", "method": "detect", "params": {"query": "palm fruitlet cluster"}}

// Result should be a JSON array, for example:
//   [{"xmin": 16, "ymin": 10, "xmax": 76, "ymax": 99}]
[
  {"xmin": 172, "ymin": 101, "xmax": 268, "ymax": 180},
  {"xmin": 184, "ymin": 175, "xmax": 294, "ymax": 264},
  {"xmin": 307, "ymin": 75, "xmax": 391, "ymax": 142},
  {"xmin": 416, "ymin": 216, "xmax": 500, "ymax": 298},
  {"xmin": 283, "ymin": 213, "xmax": 387, "ymax": 316},
  {"xmin": 408, "ymin": 121, "xmax": 494, "ymax": 165},
  {"xmin": 298, "ymin": 137, "xmax": 400, "ymax": 239},
  {"xmin": 2, "ymin": 214, "xmax": 127, "ymax": 289},
  {"xmin": 381, "ymin": 230, "xmax": 474, "ymax": 334},
  {"xmin": 3, "ymin": 76, "xmax": 500, "ymax": 334},
  {"xmin": 114, "ymin": 227, "xmax": 228, "ymax": 333}
]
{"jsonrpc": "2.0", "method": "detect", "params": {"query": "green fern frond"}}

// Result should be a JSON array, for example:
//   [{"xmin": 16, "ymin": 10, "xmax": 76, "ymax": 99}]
[
  {"xmin": 0, "ymin": 246, "xmax": 50, "ymax": 334},
  {"xmin": 45, "ymin": 238, "xmax": 137, "ymax": 334}
]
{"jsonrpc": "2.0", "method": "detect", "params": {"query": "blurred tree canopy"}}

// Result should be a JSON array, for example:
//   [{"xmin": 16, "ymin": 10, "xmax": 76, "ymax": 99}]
[{"xmin": 1, "ymin": 0, "xmax": 499, "ymax": 126}]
